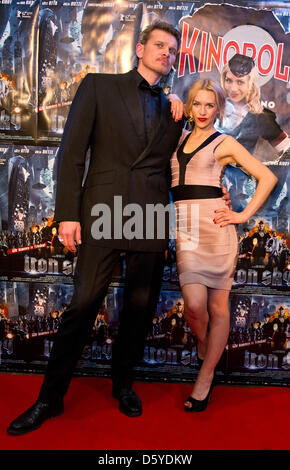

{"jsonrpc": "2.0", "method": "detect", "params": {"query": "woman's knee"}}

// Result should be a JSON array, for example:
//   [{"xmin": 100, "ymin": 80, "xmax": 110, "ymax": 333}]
[
  {"xmin": 208, "ymin": 300, "xmax": 229, "ymax": 320},
  {"xmin": 184, "ymin": 298, "xmax": 206, "ymax": 320},
  {"xmin": 182, "ymin": 285, "xmax": 208, "ymax": 320}
]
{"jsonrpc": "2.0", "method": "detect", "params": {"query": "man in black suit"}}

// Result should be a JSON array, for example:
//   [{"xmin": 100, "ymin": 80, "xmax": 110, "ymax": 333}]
[
  {"xmin": 7, "ymin": 21, "xmax": 184, "ymax": 435},
  {"xmin": 8, "ymin": 21, "xmax": 231, "ymax": 435}
]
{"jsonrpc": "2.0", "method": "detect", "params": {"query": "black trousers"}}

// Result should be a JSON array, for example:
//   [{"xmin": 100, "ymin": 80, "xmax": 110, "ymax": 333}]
[{"xmin": 38, "ymin": 243, "xmax": 165, "ymax": 406}]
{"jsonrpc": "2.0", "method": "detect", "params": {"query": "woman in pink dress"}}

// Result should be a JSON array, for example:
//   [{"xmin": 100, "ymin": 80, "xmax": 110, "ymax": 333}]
[{"xmin": 170, "ymin": 79, "xmax": 277, "ymax": 411}]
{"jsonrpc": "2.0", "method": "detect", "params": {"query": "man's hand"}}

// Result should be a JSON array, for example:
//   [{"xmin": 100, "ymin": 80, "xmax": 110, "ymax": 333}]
[
  {"xmin": 221, "ymin": 186, "xmax": 232, "ymax": 210},
  {"xmin": 58, "ymin": 221, "xmax": 81, "ymax": 253}
]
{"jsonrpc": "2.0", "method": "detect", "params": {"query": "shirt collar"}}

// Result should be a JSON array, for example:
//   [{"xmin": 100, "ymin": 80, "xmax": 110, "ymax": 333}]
[{"xmin": 132, "ymin": 67, "xmax": 161, "ymax": 88}]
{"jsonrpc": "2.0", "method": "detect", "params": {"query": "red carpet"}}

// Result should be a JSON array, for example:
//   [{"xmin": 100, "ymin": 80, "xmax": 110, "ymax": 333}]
[{"xmin": 1, "ymin": 373, "xmax": 289, "ymax": 450}]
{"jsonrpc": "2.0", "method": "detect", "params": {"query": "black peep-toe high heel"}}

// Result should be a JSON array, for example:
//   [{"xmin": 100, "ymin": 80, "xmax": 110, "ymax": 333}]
[{"xmin": 184, "ymin": 383, "xmax": 214, "ymax": 412}]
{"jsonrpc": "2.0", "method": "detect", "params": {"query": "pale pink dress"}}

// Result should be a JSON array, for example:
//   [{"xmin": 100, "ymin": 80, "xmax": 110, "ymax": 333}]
[{"xmin": 171, "ymin": 130, "xmax": 238, "ymax": 290}]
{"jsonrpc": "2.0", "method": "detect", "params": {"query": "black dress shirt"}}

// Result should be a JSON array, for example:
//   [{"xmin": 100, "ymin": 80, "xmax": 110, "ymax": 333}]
[{"xmin": 132, "ymin": 68, "xmax": 161, "ymax": 147}]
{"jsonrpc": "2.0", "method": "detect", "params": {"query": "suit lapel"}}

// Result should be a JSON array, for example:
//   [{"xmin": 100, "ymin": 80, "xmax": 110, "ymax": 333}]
[
  {"xmin": 117, "ymin": 70, "xmax": 145, "ymax": 146},
  {"xmin": 130, "ymin": 91, "xmax": 169, "ymax": 169}
]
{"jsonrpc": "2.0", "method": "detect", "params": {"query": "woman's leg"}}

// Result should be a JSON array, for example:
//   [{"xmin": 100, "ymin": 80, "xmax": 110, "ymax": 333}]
[
  {"xmin": 181, "ymin": 283, "xmax": 209, "ymax": 360},
  {"xmin": 185, "ymin": 288, "xmax": 230, "ymax": 406}
]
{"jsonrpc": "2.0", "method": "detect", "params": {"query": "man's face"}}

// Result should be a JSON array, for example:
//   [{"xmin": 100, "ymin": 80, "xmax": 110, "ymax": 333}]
[
  {"xmin": 136, "ymin": 29, "xmax": 178, "ymax": 78},
  {"xmin": 279, "ymin": 308, "xmax": 285, "ymax": 318},
  {"xmin": 240, "ymin": 308, "xmax": 246, "ymax": 317}
]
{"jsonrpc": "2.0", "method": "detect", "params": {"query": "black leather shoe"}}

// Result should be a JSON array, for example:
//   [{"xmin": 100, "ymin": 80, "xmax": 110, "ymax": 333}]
[
  {"xmin": 7, "ymin": 401, "xmax": 64, "ymax": 436},
  {"xmin": 112, "ymin": 386, "xmax": 142, "ymax": 417}
]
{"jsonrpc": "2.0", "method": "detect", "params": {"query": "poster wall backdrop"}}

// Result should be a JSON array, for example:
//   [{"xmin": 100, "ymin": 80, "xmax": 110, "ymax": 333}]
[
  {"xmin": 0, "ymin": 0, "xmax": 289, "ymax": 385},
  {"xmin": 0, "ymin": 1, "xmax": 38, "ymax": 142}
]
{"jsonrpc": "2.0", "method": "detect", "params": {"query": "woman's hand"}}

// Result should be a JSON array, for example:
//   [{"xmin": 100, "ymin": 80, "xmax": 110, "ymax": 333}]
[
  {"xmin": 168, "ymin": 93, "xmax": 184, "ymax": 122},
  {"xmin": 213, "ymin": 208, "xmax": 246, "ymax": 227},
  {"xmin": 221, "ymin": 186, "xmax": 232, "ymax": 210}
]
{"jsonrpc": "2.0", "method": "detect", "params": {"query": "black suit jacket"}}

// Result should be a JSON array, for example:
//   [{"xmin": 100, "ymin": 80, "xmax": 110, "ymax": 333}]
[{"xmin": 54, "ymin": 70, "xmax": 183, "ymax": 251}]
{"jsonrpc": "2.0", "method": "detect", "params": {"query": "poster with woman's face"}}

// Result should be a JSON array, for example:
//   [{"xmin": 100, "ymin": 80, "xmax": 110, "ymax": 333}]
[{"xmin": 173, "ymin": 3, "xmax": 290, "ymax": 161}]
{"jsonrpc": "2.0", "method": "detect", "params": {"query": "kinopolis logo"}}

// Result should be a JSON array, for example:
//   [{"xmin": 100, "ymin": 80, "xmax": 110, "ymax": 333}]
[{"xmin": 177, "ymin": 24, "xmax": 289, "ymax": 85}]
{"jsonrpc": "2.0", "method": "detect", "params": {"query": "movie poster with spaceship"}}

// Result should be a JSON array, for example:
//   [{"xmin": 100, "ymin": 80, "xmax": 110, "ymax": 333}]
[
  {"xmin": 0, "ymin": 0, "xmax": 38, "ymax": 143},
  {"xmin": 37, "ymin": 0, "xmax": 141, "ymax": 142},
  {"xmin": 224, "ymin": 159, "xmax": 289, "ymax": 294},
  {"xmin": 77, "ymin": 286, "xmax": 213, "ymax": 383},
  {"xmin": 0, "ymin": 281, "xmax": 30, "ymax": 370},
  {"xmin": 0, "ymin": 144, "xmax": 77, "ymax": 282},
  {"xmin": 226, "ymin": 292, "xmax": 290, "ymax": 383},
  {"xmin": 0, "ymin": 280, "xmax": 74, "ymax": 372},
  {"xmin": 0, "ymin": 282, "xmax": 117, "ymax": 374},
  {"xmin": 37, "ymin": 0, "xmax": 194, "ymax": 143}
]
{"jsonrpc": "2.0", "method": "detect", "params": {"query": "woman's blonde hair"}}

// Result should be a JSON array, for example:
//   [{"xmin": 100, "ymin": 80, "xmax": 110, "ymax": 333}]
[
  {"xmin": 220, "ymin": 63, "xmax": 263, "ymax": 114},
  {"xmin": 184, "ymin": 78, "xmax": 226, "ymax": 125}
]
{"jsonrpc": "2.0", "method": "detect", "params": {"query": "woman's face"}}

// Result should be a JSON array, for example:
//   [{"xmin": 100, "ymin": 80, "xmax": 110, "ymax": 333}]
[
  {"xmin": 190, "ymin": 89, "xmax": 218, "ymax": 129},
  {"xmin": 224, "ymin": 70, "xmax": 250, "ymax": 103}
]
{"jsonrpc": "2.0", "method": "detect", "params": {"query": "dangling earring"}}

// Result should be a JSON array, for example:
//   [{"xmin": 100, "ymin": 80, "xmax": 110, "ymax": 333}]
[{"xmin": 188, "ymin": 113, "xmax": 195, "ymax": 123}]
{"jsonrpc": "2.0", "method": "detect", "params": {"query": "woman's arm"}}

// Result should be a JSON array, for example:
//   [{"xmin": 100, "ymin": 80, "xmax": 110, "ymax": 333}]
[
  {"xmin": 213, "ymin": 136, "xmax": 278, "ymax": 227},
  {"xmin": 167, "ymin": 93, "xmax": 184, "ymax": 122}
]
